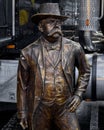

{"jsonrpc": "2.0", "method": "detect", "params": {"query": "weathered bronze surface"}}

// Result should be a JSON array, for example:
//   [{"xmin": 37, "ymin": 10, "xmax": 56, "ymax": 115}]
[{"xmin": 17, "ymin": 3, "xmax": 90, "ymax": 130}]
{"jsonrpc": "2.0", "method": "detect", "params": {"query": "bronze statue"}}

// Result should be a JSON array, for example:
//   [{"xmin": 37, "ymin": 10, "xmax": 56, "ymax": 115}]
[{"xmin": 17, "ymin": 3, "xmax": 90, "ymax": 130}]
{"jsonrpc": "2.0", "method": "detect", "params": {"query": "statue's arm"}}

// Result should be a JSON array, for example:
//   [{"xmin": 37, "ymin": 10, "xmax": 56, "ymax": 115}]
[
  {"xmin": 75, "ymin": 45, "xmax": 90, "ymax": 98},
  {"xmin": 68, "ymin": 45, "xmax": 90, "ymax": 112},
  {"xmin": 17, "ymin": 54, "xmax": 30, "ymax": 129}
]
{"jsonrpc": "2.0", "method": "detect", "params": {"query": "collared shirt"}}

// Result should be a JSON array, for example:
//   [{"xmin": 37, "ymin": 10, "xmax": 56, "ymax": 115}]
[
  {"xmin": 42, "ymin": 36, "xmax": 62, "ymax": 66},
  {"xmin": 42, "ymin": 36, "xmax": 61, "ymax": 51}
]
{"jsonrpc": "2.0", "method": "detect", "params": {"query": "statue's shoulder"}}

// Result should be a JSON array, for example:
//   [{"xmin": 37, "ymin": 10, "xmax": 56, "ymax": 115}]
[
  {"xmin": 21, "ymin": 37, "xmax": 41, "ymax": 56},
  {"xmin": 63, "ymin": 37, "xmax": 81, "ymax": 49}
]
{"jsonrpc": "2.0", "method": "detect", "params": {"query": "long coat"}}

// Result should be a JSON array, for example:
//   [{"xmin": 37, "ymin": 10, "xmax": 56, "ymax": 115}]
[{"xmin": 17, "ymin": 37, "xmax": 90, "ymax": 130}]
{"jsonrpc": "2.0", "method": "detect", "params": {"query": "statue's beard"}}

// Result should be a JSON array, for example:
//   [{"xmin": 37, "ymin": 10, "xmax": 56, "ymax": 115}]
[{"xmin": 47, "ymin": 28, "xmax": 63, "ymax": 38}]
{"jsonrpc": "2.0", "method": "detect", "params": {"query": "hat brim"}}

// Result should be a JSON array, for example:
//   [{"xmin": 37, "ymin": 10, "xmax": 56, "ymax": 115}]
[{"xmin": 31, "ymin": 13, "xmax": 69, "ymax": 25}]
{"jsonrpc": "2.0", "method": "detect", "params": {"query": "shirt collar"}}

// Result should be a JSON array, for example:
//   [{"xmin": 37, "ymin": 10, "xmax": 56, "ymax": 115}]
[{"xmin": 42, "ymin": 36, "xmax": 61, "ymax": 51}]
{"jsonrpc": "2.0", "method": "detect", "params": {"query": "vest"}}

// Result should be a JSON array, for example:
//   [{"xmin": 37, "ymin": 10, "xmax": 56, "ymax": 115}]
[{"xmin": 42, "ymin": 47, "xmax": 71, "ymax": 105}]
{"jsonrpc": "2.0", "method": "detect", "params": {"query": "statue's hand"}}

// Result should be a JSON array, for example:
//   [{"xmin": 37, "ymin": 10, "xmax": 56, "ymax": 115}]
[
  {"xmin": 68, "ymin": 95, "xmax": 81, "ymax": 112},
  {"xmin": 20, "ymin": 118, "xmax": 28, "ymax": 129}
]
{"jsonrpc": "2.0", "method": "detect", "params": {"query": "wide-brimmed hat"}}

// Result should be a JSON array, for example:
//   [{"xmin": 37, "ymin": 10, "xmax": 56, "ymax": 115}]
[{"xmin": 31, "ymin": 3, "xmax": 68, "ymax": 25}]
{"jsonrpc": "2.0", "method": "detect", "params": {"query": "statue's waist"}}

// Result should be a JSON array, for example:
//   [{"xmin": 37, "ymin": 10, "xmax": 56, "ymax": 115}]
[{"xmin": 41, "ymin": 83, "xmax": 71, "ymax": 105}]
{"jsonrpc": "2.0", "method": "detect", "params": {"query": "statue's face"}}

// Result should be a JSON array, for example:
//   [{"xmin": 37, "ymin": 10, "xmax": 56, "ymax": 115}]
[{"xmin": 39, "ymin": 18, "xmax": 62, "ymax": 40}]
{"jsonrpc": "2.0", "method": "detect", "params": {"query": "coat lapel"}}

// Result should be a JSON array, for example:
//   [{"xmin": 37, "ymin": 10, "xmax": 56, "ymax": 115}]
[
  {"xmin": 61, "ymin": 38, "xmax": 74, "ymax": 93},
  {"xmin": 62, "ymin": 38, "xmax": 69, "ymax": 70},
  {"xmin": 37, "ymin": 40, "xmax": 45, "ymax": 86},
  {"xmin": 62, "ymin": 37, "xmax": 74, "ymax": 71}
]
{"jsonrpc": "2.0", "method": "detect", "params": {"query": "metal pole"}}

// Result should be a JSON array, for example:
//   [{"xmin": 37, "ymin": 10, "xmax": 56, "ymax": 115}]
[
  {"xmin": 12, "ymin": 0, "xmax": 15, "ymax": 37},
  {"xmin": 98, "ymin": 0, "xmax": 104, "ymax": 20}
]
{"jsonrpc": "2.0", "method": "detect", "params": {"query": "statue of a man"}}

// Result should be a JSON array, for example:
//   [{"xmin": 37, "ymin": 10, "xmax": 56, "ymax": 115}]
[{"xmin": 17, "ymin": 3, "xmax": 90, "ymax": 130}]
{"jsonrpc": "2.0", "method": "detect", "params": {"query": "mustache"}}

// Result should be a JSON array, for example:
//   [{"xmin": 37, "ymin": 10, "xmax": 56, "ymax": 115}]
[{"xmin": 47, "ymin": 28, "xmax": 63, "ymax": 36}]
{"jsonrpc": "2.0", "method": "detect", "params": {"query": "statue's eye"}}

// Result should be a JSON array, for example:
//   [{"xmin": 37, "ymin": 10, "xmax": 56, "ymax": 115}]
[
  {"xmin": 47, "ymin": 20, "xmax": 55, "ymax": 24},
  {"xmin": 50, "ymin": 20, "xmax": 55, "ymax": 23}
]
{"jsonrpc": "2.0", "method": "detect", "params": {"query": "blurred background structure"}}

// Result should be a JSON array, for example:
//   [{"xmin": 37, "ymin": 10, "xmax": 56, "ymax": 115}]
[{"xmin": 0, "ymin": 0, "xmax": 104, "ymax": 130}]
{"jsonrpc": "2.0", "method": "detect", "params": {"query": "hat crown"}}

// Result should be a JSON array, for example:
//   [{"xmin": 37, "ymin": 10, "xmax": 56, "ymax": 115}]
[
  {"xmin": 39, "ymin": 3, "xmax": 60, "ymax": 15},
  {"xmin": 31, "ymin": 3, "xmax": 68, "ymax": 24}
]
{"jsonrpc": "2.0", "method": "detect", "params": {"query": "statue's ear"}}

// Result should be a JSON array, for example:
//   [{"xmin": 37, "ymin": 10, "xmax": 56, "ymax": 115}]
[{"xmin": 38, "ymin": 23, "xmax": 43, "ymax": 32}]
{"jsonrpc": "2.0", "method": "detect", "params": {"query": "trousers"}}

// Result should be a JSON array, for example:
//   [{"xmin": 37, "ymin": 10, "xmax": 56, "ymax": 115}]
[{"xmin": 32, "ymin": 102, "xmax": 80, "ymax": 130}]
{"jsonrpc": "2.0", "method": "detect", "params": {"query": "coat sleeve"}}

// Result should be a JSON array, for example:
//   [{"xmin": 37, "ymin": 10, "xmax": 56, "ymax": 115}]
[
  {"xmin": 74, "ymin": 45, "xmax": 90, "ymax": 98},
  {"xmin": 17, "ymin": 54, "xmax": 30, "ymax": 119}
]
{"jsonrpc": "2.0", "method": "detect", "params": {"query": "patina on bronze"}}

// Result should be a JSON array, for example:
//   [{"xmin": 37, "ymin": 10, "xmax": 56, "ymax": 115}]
[{"xmin": 17, "ymin": 3, "xmax": 90, "ymax": 130}]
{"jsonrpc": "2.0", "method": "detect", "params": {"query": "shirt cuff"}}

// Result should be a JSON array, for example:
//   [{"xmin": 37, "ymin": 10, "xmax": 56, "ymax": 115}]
[
  {"xmin": 17, "ymin": 110, "xmax": 27, "ymax": 119},
  {"xmin": 75, "ymin": 91, "xmax": 83, "ymax": 100}
]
